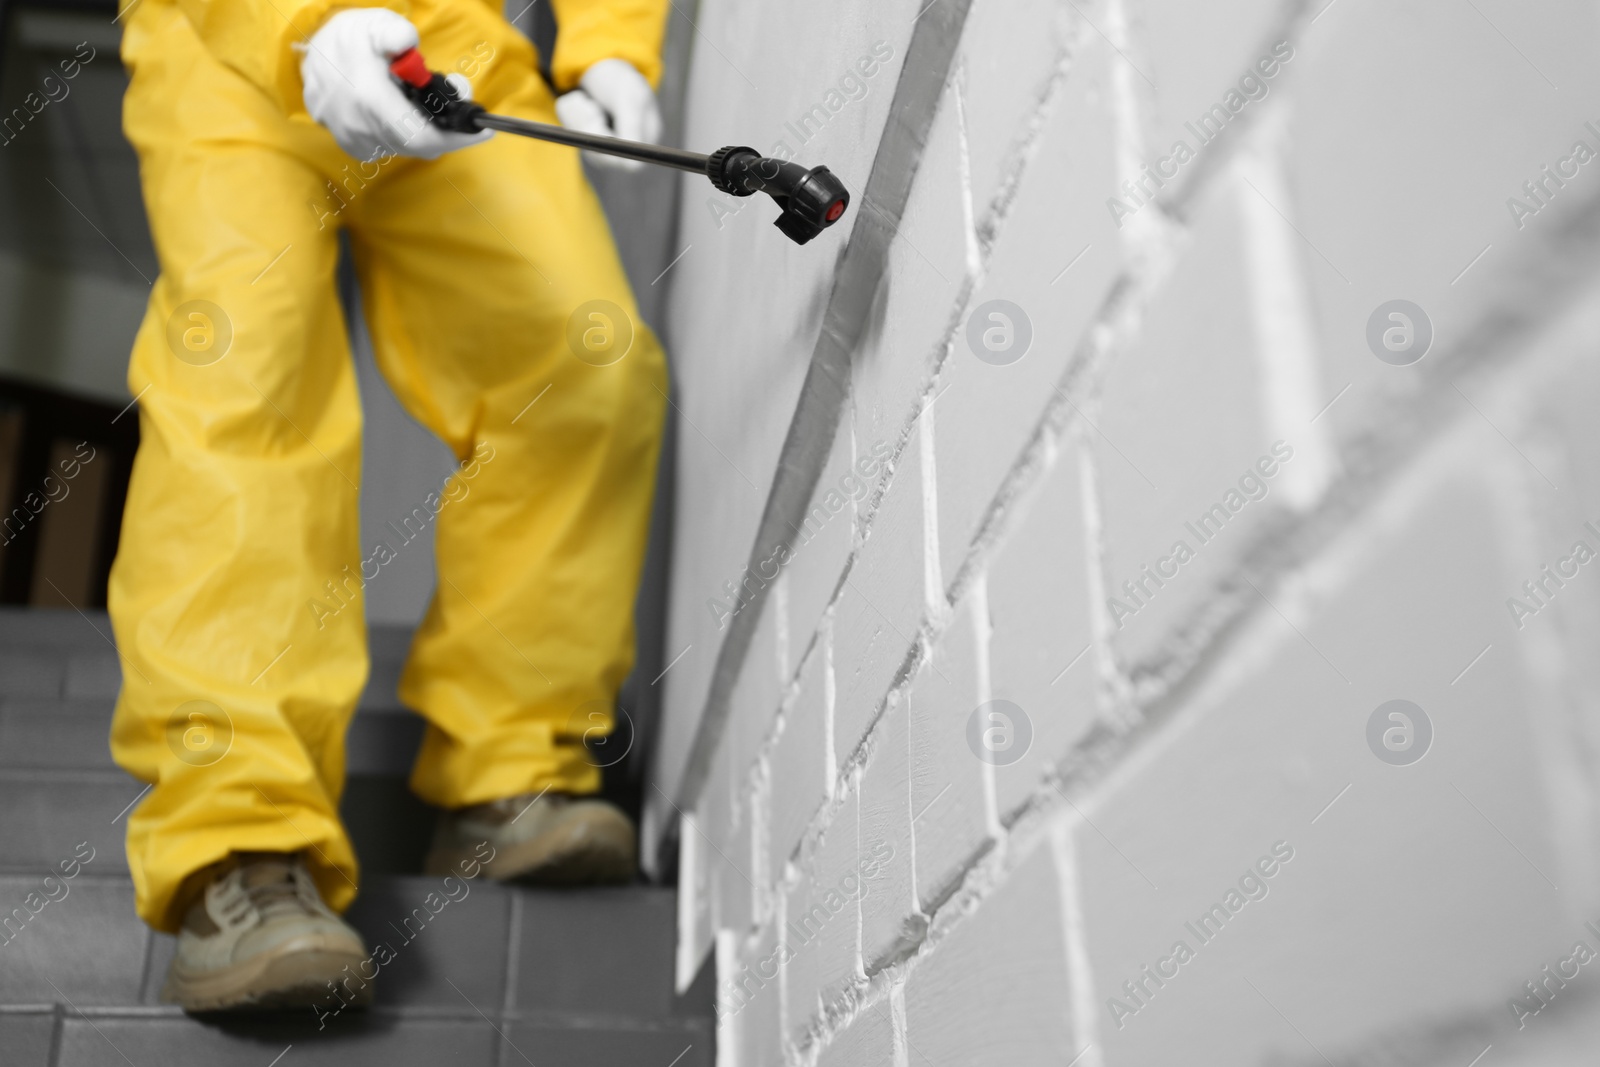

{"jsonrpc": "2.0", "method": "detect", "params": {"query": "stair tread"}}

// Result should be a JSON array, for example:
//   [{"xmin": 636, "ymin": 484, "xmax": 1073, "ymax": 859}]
[
  {"xmin": 31, "ymin": 1013, "xmax": 712, "ymax": 1067},
  {"xmin": 0, "ymin": 608, "xmax": 415, "ymax": 715},
  {"xmin": 0, "ymin": 609, "xmax": 710, "ymax": 1063},
  {"xmin": 0, "ymin": 875, "xmax": 703, "ymax": 1017}
]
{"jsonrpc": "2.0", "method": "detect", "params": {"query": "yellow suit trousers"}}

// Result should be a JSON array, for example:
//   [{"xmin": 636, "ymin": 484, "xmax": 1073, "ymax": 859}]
[{"xmin": 108, "ymin": 0, "xmax": 666, "ymax": 932}]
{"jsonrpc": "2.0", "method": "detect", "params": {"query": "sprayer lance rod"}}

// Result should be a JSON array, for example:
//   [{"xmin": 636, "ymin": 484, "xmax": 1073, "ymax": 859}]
[{"xmin": 472, "ymin": 113, "xmax": 711, "ymax": 173}]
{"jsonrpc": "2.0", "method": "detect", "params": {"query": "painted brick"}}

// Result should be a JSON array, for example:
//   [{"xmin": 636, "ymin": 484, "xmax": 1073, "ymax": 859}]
[
  {"xmin": 984, "ymin": 444, "xmax": 1099, "ymax": 818},
  {"xmin": 782, "ymin": 790, "xmax": 861, "ymax": 1051},
  {"xmin": 956, "ymin": 0, "xmax": 1076, "ymax": 213},
  {"xmin": 816, "ymin": 1000, "xmax": 896, "ymax": 1067},
  {"xmin": 908, "ymin": 596, "xmax": 991, "ymax": 914},
  {"xmin": 655, "ymin": 3, "xmax": 1600, "ymax": 1063},
  {"xmin": 903, "ymin": 845, "xmax": 1077, "ymax": 1065},
  {"xmin": 850, "ymin": 81, "xmax": 969, "ymax": 458},
  {"xmin": 769, "ymin": 635, "xmax": 832, "ymax": 872},
  {"xmin": 1093, "ymin": 176, "xmax": 1288, "ymax": 665},
  {"xmin": 933, "ymin": 34, "xmax": 1122, "ymax": 583},
  {"xmin": 727, "ymin": 923, "xmax": 784, "ymax": 1067},
  {"xmin": 781, "ymin": 424, "xmax": 874, "ymax": 673},
  {"xmin": 1132, "ymin": 0, "xmax": 1287, "ymax": 167},
  {"xmin": 858, "ymin": 697, "xmax": 925, "ymax": 974},
  {"xmin": 1285, "ymin": 0, "xmax": 1600, "ymax": 443},
  {"xmin": 713, "ymin": 810, "xmax": 758, "ymax": 941},
  {"xmin": 654, "ymin": 0, "xmax": 947, "ymax": 852},
  {"xmin": 833, "ymin": 432, "xmax": 926, "ymax": 766},
  {"xmin": 699, "ymin": 728, "xmax": 758, "ymax": 946},
  {"xmin": 1078, "ymin": 455, "xmax": 1574, "ymax": 1065},
  {"xmin": 725, "ymin": 600, "xmax": 783, "ymax": 803}
]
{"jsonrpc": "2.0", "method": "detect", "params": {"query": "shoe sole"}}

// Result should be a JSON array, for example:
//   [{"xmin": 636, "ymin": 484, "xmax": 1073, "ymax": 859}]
[
  {"xmin": 425, "ymin": 818, "xmax": 637, "ymax": 885},
  {"xmin": 164, "ymin": 941, "xmax": 372, "ymax": 1014}
]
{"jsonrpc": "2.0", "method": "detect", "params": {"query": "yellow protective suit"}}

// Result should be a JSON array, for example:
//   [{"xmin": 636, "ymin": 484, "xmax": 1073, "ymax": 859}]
[{"xmin": 108, "ymin": 0, "xmax": 668, "ymax": 932}]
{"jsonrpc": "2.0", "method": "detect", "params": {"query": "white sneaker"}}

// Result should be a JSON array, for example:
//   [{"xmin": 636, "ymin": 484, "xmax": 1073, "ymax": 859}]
[
  {"xmin": 161, "ymin": 852, "xmax": 371, "ymax": 1013},
  {"xmin": 424, "ymin": 793, "xmax": 637, "ymax": 885}
]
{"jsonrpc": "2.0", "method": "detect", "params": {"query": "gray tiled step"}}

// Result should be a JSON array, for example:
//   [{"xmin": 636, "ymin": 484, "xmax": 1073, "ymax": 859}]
[
  {"xmin": 0, "ymin": 607, "xmax": 453, "ymax": 777},
  {"xmin": 0, "ymin": 609, "xmax": 111, "ymax": 652},
  {"xmin": 0, "ymin": 877, "xmax": 148, "ymax": 1008},
  {"xmin": 0, "ymin": 696, "xmax": 424, "ymax": 777},
  {"xmin": 44, "ymin": 1012, "xmax": 712, "ymax": 1067},
  {"xmin": 0, "ymin": 774, "xmax": 138, "ymax": 876},
  {"xmin": 55, "ymin": 1015, "xmax": 500, "ymax": 1067},
  {"xmin": 0, "ymin": 1009, "xmax": 55, "ymax": 1067},
  {"xmin": 0, "ymin": 771, "xmax": 446, "ymax": 884},
  {"xmin": 0, "ymin": 700, "xmax": 118, "ymax": 770},
  {"xmin": 507, "ymin": 886, "xmax": 686, "ymax": 1019},
  {"xmin": 5, "ymin": 876, "xmax": 700, "ymax": 1020},
  {"xmin": 0, "ymin": 770, "xmax": 441, "ymax": 880},
  {"xmin": 0, "ymin": 652, "xmax": 65, "ymax": 700},
  {"xmin": 0, "ymin": 608, "xmax": 414, "ymax": 715},
  {"xmin": 501, "ymin": 1020, "xmax": 712, "ymax": 1067}
]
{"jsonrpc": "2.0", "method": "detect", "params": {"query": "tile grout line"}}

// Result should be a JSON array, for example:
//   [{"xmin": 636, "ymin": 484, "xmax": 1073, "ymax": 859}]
[{"xmin": 497, "ymin": 889, "xmax": 524, "ymax": 1067}]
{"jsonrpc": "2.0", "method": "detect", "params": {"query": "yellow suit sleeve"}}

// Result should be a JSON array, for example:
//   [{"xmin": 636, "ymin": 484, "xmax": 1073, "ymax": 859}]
[
  {"xmin": 167, "ymin": 0, "xmax": 407, "ymax": 116},
  {"xmin": 547, "ymin": 0, "xmax": 668, "ymax": 90}
]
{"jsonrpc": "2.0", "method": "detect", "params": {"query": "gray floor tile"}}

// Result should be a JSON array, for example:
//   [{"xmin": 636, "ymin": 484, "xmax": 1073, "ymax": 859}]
[
  {"xmin": 0, "ymin": 1009, "xmax": 58, "ymax": 1066},
  {"xmin": 0, "ymin": 609, "xmax": 107, "ymax": 651},
  {"xmin": 359, "ymin": 626, "xmax": 413, "ymax": 711},
  {"xmin": 343, "ymin": 877, "xmax": 511, "ymax": 1011},
  {"xmin": 0, "ymin": 653, "xmax": 64, "ymax": 700},
  {"xmin": 501, "ymin": 1018, "xmax": 712, "ymax": 1067},
  {"xmin": 63, "ymin": 655, "xmax": 121, "ymax": 701},
  {"xmin": 0, "ymin": 702, "xmax": 117, "ymax": 770},
  {"xmin": 510, "ymin": 887, "xmax": 678, "ymax": 1018},
  {"xmin": 0, "ymin": 775, "xmax": 136, "ymax": 875},
  {"xmin": 344, "ymin": 712, "xmax": 424, "ymax": 775},
  {"xmin": 0, "ymin": 878, "xmax": 147, "ymax": 1006},
  {"xmin": 140, "ymin": 934, "xmax": 175, "ymax": 1006},
  {"xmin": 57, "ymin": 1013, "xmax": 499, "ymax": 1066},
  {"xmin": 340, "ymin": 777, "xmax": 433, "ymax": 875}
]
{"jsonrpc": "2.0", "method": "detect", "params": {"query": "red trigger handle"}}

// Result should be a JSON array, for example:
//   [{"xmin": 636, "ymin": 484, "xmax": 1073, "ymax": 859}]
[{"xmin": 389, "ymin": 47, "xmax": 432, "ymax": 89}]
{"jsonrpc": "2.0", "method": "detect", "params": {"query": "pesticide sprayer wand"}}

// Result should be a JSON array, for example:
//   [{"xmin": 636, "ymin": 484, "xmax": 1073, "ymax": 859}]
[{"xmin": 389, "ymin": 48, "xmax": 851, "ymax": 245}]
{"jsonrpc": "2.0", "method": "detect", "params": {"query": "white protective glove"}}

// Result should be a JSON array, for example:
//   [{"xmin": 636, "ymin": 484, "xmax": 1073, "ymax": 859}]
[
  {"xmin": 554, "ymin": 59, "xmax": 663, "ymax": 173},
  {"xmin": 300, "ymin": 9, "xmax": 492, "ymax": 162}
]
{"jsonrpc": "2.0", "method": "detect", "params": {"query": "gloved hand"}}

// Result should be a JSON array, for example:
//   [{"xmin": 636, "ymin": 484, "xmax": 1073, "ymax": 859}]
[
  {"xmin": 554, "ymin": 59, "xmax": 662, "ymax": 173},
  {"xmin": 300, "ymin": 9, "xmax": 492, "ymax": 162}
]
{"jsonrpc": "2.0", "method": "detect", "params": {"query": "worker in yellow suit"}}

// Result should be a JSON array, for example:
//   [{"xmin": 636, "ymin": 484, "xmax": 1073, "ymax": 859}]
[{"xmin": 107, "ymin": 0, "xmax": 667, "ymax": 1012}]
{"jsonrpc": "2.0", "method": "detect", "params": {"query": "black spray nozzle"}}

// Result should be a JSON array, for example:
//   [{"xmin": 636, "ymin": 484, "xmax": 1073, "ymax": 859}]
[
  {"xmin": 708, "ymin": 147, "xmax": 850, "ymax": 245},
  {"xmin": 389, "ymin": 50, "xmax": 486, "ymax": 132},
  {"xmin": 388, "ymin": 49, "xmax": 851, "ymax": 246}
]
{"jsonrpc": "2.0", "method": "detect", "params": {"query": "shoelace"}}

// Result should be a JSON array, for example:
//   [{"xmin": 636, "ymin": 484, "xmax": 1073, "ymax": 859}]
[{"xmin": 209, "ymin": 856, "xmax": 320, "ymax": 930}]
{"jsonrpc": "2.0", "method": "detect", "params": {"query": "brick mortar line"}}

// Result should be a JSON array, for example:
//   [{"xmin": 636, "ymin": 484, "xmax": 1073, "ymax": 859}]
[
  {"xmin": 707, "ymin": 1, "xmax": 1091, "ymax": 891},
  {"xmin": 703, "ymin": 0, "xmax": 1144, "ymax": 992},
  {"xmin": 1117, "ymin": 188, "xmax": 1600, "ymax": 712},
  {"xmin": 784, "ymin": 185, "xmax": 1600, "ymax": 1067},
  {"xmin": 788, "ymin": 739, "xmax": 1112, "ymax": 1064},
  {"xmin": 742, "ymin": 60, "xmax": 1600, "ymax": 1067},
  {"xmin": 716, "ymin": 137, "xmax": 1173, "ymax": 1067},
  {"xmin": 666, "ymin": 0, "xmax": 980, "ymax": 830},
  {"xmin": 773, "ymin": 230, "xmax": 1178, "ymax": 1066},
  {"xmin": 703, "ymin": 0, "xmax": 1600, "ymax": 1050},
  {"xmin": 753, "ymin": 0, "xmax": 1567, "ymax": 906},
  {"xmin": 749, "ymin": 141, "xmax": 1176, "ymax": 963},
  {"xmin": 684, "ymin": 0, "xmax": 1096, "ymax": 863}
]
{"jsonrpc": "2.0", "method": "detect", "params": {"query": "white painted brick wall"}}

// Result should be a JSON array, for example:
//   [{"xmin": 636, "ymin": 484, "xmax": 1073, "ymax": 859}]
[{"xmin": 652, "ymin": 0, "xmax": 1600, "ymax": 1062}]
